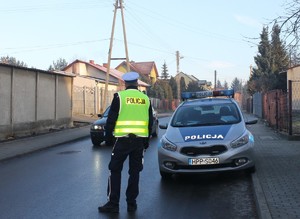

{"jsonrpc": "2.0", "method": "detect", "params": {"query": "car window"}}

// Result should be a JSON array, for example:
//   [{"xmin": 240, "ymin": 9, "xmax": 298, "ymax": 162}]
[
  {"xmin": 171, "ymin": 103, "xmax": 241, "ymax": 127},
  {"xmin": 103, "ymin": 106, "xmax": 111, "ymax": 117}
]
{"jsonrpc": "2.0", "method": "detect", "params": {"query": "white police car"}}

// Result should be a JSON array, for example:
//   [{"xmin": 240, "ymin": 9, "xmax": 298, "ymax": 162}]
[{"xmin": 158, "ymin": 90, "xmax": 258, "ymax": 179}]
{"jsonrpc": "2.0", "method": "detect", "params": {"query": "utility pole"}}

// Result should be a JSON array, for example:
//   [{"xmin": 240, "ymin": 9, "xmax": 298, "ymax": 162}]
[
  {"xmin": 214, "ymin": 70, "xmax": 217, "ymax": 90},
  {"xmin": 102, "ymin": 0, "xmax": 130, "ymax": 113},
  {"xmin": 176, "ymin": 51, "xmax": 183, "ymax": 100}
]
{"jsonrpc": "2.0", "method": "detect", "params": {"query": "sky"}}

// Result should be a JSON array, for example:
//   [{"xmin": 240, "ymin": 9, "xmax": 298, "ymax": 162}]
[{"xmin": 0, "ymin": 0, "xmax": 288, "ymax": 85}]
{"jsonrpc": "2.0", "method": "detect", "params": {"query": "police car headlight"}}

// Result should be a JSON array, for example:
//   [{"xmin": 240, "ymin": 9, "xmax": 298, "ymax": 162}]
[
  {"xmin": 91, "ymin": 125, "xmax": 103, "ymax": 130},
  {"xmin": 231, "ymin": 133, "xmax": 249, "ymax": 148},
  {"xmin": 161, "ymin": 138, "xmax": 177, "ymax": 152}
]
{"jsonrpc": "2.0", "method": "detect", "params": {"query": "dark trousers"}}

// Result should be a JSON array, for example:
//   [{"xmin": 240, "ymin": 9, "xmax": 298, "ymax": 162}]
[{"xmin": 107, "ymin": 137, "xmax": 144, "ymax": 204}]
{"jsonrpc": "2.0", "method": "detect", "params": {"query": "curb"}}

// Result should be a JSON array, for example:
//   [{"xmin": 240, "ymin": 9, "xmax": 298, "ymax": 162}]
[
  {"xmin": 251, "ymin": 173, "xmax": 272, "ymax": 219},
  {"xmin": 0, "ymin": 126, "xmax": 91, "ymax": 162}
]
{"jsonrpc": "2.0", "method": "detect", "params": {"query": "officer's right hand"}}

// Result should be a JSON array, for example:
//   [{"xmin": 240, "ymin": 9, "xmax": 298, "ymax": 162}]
[
  {"xmin": 144, "ymin": 138, "xmax": 149, "ymax": 150},
  {"xmin": 105, "ymin": 133, "xmax": 114, "ymax": 146}
]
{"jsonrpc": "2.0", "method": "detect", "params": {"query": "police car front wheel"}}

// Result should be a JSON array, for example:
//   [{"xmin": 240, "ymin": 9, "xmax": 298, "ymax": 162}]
[
  {"xmin": 160, "ymin": 171, "xmax": 172, "ymax": 180},
  {"xmin": 245, "ymin": 165, "xmax": 256, "ymax": 174}
]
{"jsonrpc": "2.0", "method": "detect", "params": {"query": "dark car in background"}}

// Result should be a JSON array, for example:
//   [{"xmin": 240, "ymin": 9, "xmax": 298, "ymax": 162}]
[{"xmin": 90, "ymin": 106, "xmax": 159, "ymax": 146}]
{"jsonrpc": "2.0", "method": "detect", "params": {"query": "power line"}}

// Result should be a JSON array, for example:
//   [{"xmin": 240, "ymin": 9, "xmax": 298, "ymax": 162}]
[
  {"xmin": 114, "ymin": 38, "xmax": 173, "ymax": 55},
  {"xmin": 124, "ymin": 4, "xmax": 175, "ymax": 51},
  {"xmin": 0, "ymin": 39, "xmax": 109, "ymax": 55},
  {"xmin": 0, "ymin": 1, "xmax": 111, "ymax": 13},
  {"xmin": 125, "ymin": 0, "xmax": 244, "ymax": 44}
]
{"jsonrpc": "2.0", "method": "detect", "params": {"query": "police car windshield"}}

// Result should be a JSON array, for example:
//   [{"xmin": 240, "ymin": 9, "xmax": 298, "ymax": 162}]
[{"xmin": 171, "ymin": 103, "xmax": 241, "ymax": 127}]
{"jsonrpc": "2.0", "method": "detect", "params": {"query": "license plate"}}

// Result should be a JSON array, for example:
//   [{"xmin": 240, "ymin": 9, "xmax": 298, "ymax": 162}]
[{"xmin": 189, "ymin": 157, "xmax": 219, "ymax": 165}]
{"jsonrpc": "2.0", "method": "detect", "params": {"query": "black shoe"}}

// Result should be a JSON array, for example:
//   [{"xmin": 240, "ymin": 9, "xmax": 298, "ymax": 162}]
[
  {"xmin": 98, "ymin": 202, "xmax": 119, "ymax": 213},
  {"xmin": 127, "ymin": 203, "xmax": 137, "ymax": 212}
]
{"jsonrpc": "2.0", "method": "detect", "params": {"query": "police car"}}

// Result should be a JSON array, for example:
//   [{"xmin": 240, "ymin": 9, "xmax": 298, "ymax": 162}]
[{"xmin": 158, "ymin": 89, "xmax": 257, "ymax": 179}]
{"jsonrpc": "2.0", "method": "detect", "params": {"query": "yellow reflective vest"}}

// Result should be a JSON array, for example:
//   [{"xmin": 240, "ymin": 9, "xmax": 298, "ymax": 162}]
[{"xmin": 114, "ymin": 89, "xmax": 150, "ymax": 137}]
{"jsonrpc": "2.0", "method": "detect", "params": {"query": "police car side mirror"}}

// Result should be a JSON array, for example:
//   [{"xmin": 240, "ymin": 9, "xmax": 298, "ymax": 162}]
[
  {"xmin": 159, "ymin": 123, "xmax": 168, "ymax": 129},
  {"xmin": 245, "ymin": 118, "xmax": 258, "ymax": 125}
]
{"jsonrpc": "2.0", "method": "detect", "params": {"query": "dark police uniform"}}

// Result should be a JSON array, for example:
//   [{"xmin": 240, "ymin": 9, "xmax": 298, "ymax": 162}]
[{"xmin": 98, "ymin": 72, "xmax": 153, "ymax": 213}]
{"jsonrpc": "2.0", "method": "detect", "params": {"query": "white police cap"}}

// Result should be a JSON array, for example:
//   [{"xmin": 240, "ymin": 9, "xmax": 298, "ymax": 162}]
[{"xmin": 122, "ymin": 72, "xmax": 139, "ymax": 82}]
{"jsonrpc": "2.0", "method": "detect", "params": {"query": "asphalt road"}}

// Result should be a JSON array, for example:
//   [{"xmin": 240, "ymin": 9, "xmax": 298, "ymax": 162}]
[{"xmin": 0, "ymin": 117, "xmax": 257, "ymax": 219}]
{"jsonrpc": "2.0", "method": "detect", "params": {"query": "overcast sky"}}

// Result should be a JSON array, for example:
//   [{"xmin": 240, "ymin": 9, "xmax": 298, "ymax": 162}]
[{"xmin": 0, "ymin": 0, "xmax": 287, "ymax": 85}]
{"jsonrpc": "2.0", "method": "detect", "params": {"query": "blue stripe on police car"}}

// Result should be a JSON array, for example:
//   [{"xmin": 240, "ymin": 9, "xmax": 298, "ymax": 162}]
[{"xmin": 179, "ymin": 125, "xmax": 232, "ymax": 142}]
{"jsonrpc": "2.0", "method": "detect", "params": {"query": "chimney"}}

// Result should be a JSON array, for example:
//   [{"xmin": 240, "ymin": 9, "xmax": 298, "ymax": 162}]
[
  {"xmin": 103, "ymin": 63, "xmax": 108, "ymax": 68},
  {"xmin": 89, "ymin": 60, "xmax": 95, "ymax": 64}
]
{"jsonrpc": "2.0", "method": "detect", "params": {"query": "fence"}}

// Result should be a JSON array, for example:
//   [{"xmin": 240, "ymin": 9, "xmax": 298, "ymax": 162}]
[
  {"xmin": 152, "ymin": 98, "xmax": 180, "ymax": 112},
  {"xmin": 252, "ymin": 80, "xmax": 300, "ymax": 136},
  {"xmin": 253, "ymin": 92, "xmax": 262, "ymax": 118},
  {"xmin": 73, "ymin": 85, "xmax": 115, "ymax": 115},
  {"xmin": 72, "ymin": 85, "xmax": 180, "ymax": 116},
  {"xmin": 262, "ymin": 90, "xmax": 289, "ymax": 132}
]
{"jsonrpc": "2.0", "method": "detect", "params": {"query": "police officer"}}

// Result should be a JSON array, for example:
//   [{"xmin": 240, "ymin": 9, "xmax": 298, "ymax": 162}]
[{"xmin": 98, "ymin": 72, "xmax": 153, "ymax": 213}]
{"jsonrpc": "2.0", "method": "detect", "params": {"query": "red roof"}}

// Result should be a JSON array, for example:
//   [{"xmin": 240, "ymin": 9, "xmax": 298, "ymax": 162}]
[
  {"xmin": 116, "ymin": 61, "xmax": 159, "ymax": 78},
  {"xmin": 63, "ymin": 59, "xmax": 149, "ymax": 87}
]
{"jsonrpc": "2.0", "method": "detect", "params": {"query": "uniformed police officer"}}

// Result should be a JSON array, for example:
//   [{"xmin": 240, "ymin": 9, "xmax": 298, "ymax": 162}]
[{"xmin": 98, "ymin": 72, "xmax": 153, "ymax": 213}]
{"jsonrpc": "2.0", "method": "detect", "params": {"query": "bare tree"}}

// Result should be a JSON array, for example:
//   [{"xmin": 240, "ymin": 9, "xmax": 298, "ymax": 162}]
[{"xmin": 274, "ymin": 0, "xmax": 300, "ymax": 47}]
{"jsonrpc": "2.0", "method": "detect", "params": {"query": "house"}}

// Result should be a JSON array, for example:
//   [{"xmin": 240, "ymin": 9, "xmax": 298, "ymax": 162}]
[
  {"xmin": 174, "ymin": 72, "xmax": 212, "ymax": 90},
  {"xmin": 62, "ymin": 59, "xmax": 149, "ymax": 114},
  {"xmin": 286, "ymin": 65, "xmax": 300, "ymax": 110},
  {"xmin": 287, "ymin": 65, "xmax": 300, "ymax": 82},
  {"xmin": 63, "ymin": 59, "xmax": 149, "ymax": 91},
  {"xmin": 115, "ymin": 61, "xmax": 159, "ymax": 84}
]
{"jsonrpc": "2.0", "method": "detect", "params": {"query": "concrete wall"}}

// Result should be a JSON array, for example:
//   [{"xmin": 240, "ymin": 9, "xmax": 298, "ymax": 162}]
[
  {"xmin": 37, "ymin": 73, "xmax": 56, "ymax": 120},
  {"xmin": 0, "ymin": 64, "xmax": 73, "ymax": 140},
  {"xmin": 0, "ymin": 66, "xmax": 11, "ymax": 125}
]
